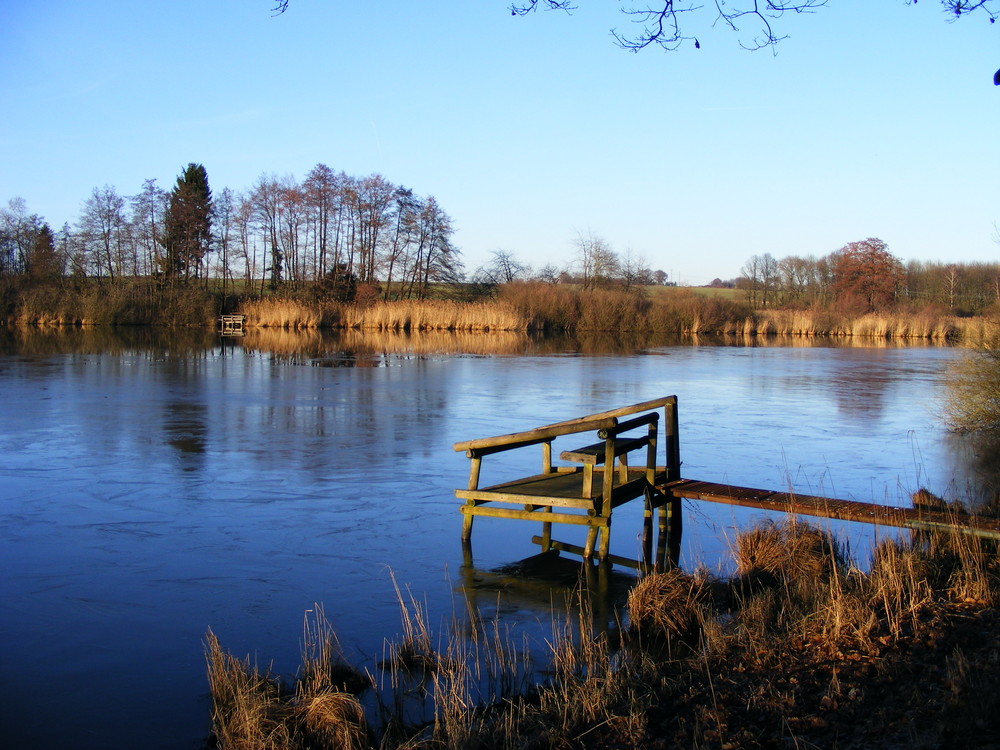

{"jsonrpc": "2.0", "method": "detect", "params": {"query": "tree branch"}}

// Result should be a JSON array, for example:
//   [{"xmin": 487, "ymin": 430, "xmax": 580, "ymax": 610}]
[
  {"xmin": 509, "ymin": 0, "xmax": 576, "ymax": 16},
  {"xmin": 272, "ymin": 0, "xmax": 999, "ymax": 67}
]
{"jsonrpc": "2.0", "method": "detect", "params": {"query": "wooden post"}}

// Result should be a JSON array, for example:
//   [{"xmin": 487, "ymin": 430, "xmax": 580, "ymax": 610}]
[
  {"xmin": 598, "ymin": 429, "xmax": 616, "ymax": 562},
  {"xmin": 642, "ymin": 486, "xmax": 654, "ymax": 567},
  {"xmin": 540, "ymin": 514, "xmax": 553, "ymax": 551},
  {"xmin": 665, "ymin": 496, "xmax": 682, "ymax": 568},
  {"xmin": 665, "ymin": 396, "xmax": 680, "ymax": 482},
  {"xmin": 461, "ymin": 456, "xmax": 482, "ymax": 542},
  {"xmin": 655, "ymin": 504, "xmax": 669, "ymax": 572},
  {"xmin": 645, "ymin": 418, "xmax": 658, "ymax": 485},
  {"xmin": 540, "ymin": 440, "xmax": 554, "ymax": 551},
  {"xmin": 584, "ymin": 524, "xmax": 598, "ymax": 559},
  {"xmin": 663, "ymin": 396, "xmax": 682, "ymax": 568}
]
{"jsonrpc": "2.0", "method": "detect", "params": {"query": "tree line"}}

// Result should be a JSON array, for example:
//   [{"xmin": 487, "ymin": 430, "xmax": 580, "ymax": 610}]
[
  {"xmin": 737, "ymin": 238, "xmax": 1000, "ymax": 315},
  {"xmin": 0, "ymin": 163, "xmax": 462, "ymax": 302}
]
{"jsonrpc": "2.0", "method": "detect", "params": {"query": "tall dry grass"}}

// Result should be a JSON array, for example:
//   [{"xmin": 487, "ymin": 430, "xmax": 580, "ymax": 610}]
[
  {"xmin": 12, "ymin": 280, "xmax": 218, "ymax": 327},
  {"xmin": 756, "ymin": 309, "xmax": 966, "ymax": 340},
  {"xmin": 240, "ymin": 298, "xmax": 345, "ymax": 329},
  {"xmin": 342, "ymin": 300, "xmax": 528, "ymax": 332},
  {"xmin": 206, "ymin": 517, "xmax": 1000, "ymax": 749},
  {"xmin": 205, "ymin": 611, "xmax": 371, "ymax": 750}
]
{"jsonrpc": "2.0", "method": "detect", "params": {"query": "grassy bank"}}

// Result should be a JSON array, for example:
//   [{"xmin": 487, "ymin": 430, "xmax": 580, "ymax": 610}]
[
  {"xmin": 6, "ymin": 279, "xmax": 997, "ymax": 344},
  {"xmin": 238, "ymin": 285, "xmax": 992, "ymax": 342},
  {"xmin": 206, "ymin": 516, "xmax": 1000, "ymax": 749},
  {"xmin": 4, "ymin": 279, "xmax": 219, "ymax": 327}
]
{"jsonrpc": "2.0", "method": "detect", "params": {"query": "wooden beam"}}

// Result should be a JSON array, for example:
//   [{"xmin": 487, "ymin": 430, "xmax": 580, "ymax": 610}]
[
  {"xmin": 460, "ymin": 505, "xmax": 609, "ymax": 527},
  {"xmin": 531, "ymin": 536, "xmax": 642, "ymax": 569},
  {"xmin": 661, "ymin": 479, "xmax": 1000, "ymax": 541}
]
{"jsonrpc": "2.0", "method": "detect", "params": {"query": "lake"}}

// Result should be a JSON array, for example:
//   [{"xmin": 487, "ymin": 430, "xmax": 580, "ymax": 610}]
[{"xmin": 0, "ymin": 328, "xmax": 978, "ymax": 748}]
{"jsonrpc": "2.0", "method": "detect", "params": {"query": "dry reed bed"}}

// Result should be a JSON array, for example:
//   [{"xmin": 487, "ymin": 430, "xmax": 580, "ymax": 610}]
[
  {"xmin": 237, "ymin": 288, "xmax": 999, "ymax": 343},
  {"xmin": 693, "ymin": 309, "xmax": 992, "ymax": 341},
  {"xmin": 240, "ymin": 298, "xmax": 344, "ymax": 329},
  {"xmin": 342, "ymin": 300, "xmax": 529, "ymax": 332},
  {"xmin": 206, "ymin": 517, "xmax": 1000, "ymax": 749}
]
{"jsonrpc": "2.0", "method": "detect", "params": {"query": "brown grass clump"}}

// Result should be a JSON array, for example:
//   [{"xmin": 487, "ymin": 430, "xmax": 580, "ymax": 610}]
[
  {"xmin": 204, "ymin": 628, "xmax": 294, "ymax": 749},
  {"xmin": 867, "ymin": 538, "xmax": 934, "ymax": 637},
  {"xmin": 627, "ymin": 568, "xmax": 708, "ymax": 642},
  {"xmin": 299, "ymin": 692, "xmax": 369, "ymax": 750},
  {"xmin": 206, "ymin": 609, "xmax": 372, "ymax": 750},
  {"xmin": 733, "ymin": 518, "xmax": 845, "ymax": 587}
]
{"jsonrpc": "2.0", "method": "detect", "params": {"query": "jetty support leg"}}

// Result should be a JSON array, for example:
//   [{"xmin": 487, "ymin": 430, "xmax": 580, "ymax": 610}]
[
  {"xmin": 584, "ymin": 522, "xmax": 598, "ymax": 559},
  {"xmin": 461, "ymin": 456, "xmax": 482, "ymax": 543},
  {"xmin": 461, "ymin": 507, "xmax": 475, "ymax": 542},
  {"xmin": 655, "ymin": 504, "xmax": 668, "ymax": 571},
  {"xmin": 642, "ymin": 486, "xmax": 654, "ymax": 567},
  {"xmin": 665, "ymin": 495, "xmax": 682, "ymax": 568},
  {"xmin": 540, "ymin": 507, "xmax": 553, "ymax": 552},
  {"xmin": 597, "ymin": 522, "xmax": 612, "ymax": 563}
]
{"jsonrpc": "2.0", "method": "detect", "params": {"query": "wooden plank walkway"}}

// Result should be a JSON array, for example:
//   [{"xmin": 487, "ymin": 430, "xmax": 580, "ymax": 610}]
[{"xmin": 661, "ymin": 478, "xmax": 1000, "ymax": 541}]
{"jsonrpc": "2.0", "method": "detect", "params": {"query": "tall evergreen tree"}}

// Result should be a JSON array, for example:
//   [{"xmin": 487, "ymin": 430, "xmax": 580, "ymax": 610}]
[{"xmin": 162, "ymin": 163, "xmax": 213, "ymax": 282}]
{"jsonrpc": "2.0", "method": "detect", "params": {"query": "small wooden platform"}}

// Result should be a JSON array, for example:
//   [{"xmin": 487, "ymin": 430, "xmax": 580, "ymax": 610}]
[
  {"xmin": 455, "ymin": 397, "xmax": 682, "ymax": 563},
  {"xmin": 661, "ymin": 479, "xmax": 1000, "ymax": 541},
  {"xmin": 219, "ymin": 314, "xmax": 245, "ymax": 335}
]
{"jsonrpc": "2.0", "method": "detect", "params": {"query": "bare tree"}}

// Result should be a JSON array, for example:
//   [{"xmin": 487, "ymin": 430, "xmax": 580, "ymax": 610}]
[
  {"xmin": 303, "ymin": 163, "xmax": 345, "ymax": 280},
  {"xmin": 575, "ymin": 231, "xmax": 620, "ymax": 290},
  {"xmin": 739, "ymin": 254, "xmax": 762, "ymax": 307},
  {"xmin": 214, "ymin": 187, "xmax": 236, "ymax": 298},
  {"xmin": 79, "ymin": 185, "xmax": 127, "ymax": 282},
  {"xmin": 535, "ymin": 263, "xmax": 562, "ymax": 284},
  {"xmin": 620, "ymin": 248, "xmax": 652, "ymax": 289},
  {"xmin": 349, "ymin": 174, "xmax": 397, "ymax": 285},
  {"xmin": 0, "ymin": 197, "xmax": 32, "ymax": 276},
  {"xmin": 130, "ymin": 179, "xmax": 166, "ymax": 278},
  {"xmin": 483, "ymin": 249, "xmax": 528, "ymax": 284},
  {"xmin": 250, "ymin": 174, "xmax": 284, "ymax": 290}
]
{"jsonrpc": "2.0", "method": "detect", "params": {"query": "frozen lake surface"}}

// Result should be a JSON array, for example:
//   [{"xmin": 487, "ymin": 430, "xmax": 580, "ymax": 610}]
[{"xmin": 0, "ymin": 329, "xmax": 974, "ymax": 748}]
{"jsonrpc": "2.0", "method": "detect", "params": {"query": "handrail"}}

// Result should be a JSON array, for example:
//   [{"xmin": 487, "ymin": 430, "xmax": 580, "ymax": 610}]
[
  {"xmin": 453, "ymin": 416, "xmax": 618, "ymax": 454},
  {"xmin": 538, "ymin": 395, "xmax": 676, "ymax": 430},
  {"xmin": 598, "ymin": 411, "xmax": 658, "ymax": 439}
]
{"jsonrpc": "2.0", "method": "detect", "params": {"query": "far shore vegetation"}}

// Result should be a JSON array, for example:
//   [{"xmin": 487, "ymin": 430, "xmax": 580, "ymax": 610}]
[{"xmin": 2, "ymin": 174, "xmax": 999, "ymax": 343}]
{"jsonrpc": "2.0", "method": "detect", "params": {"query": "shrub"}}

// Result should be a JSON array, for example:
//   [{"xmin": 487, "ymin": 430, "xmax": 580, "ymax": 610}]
[{"xmin": 946, "ymin": 345, "xmax": 1000, "ymax": 432}]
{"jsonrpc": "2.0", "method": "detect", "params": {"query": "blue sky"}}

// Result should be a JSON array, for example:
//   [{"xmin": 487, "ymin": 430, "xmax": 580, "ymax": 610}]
[{"xmin": 2, "ymin": 1, "xmax": 997, "ymax": 284}]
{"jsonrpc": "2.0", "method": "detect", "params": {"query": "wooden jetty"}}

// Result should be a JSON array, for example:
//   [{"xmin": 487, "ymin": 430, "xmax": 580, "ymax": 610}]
[
  {"xmin": 454, "ymin": 396, "xmax": 682, "ymax": 565},
  {"xmin": 218, "ymin": 314, "xmax": 245, "ymax": 335},
  {"xmin": 455, "ymin": 396, "xmax": 1000, "ymax": 569}
]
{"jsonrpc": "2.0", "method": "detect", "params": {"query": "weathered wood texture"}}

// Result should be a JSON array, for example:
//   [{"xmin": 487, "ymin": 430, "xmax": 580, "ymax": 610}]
[{"xmin": 661, "ymin": 479, "xmax": 1000, "ymax": 541}]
